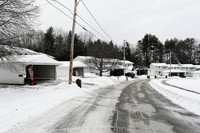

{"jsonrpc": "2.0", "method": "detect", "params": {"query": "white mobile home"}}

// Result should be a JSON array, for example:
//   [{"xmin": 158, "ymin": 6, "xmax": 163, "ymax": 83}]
[{"xmin": 149, "ymin": 63, "xmax": 196, "ymax": 77}]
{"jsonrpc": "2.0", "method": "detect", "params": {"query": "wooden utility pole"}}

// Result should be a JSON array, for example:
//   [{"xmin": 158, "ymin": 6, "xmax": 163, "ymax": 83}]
[
  {"xmin": 169, "ymin": 50, "xmax": 172, "ymax": 77},
  {"xmin": 68, "ymin": 0, "xmax": 77, "ymax": 84},
  {"xmin": 123, "ymin": 40, "xmax": 126, "ymax": 76}
]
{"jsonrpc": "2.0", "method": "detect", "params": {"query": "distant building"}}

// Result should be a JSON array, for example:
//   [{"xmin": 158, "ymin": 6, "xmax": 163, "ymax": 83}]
[
  {"xmin": 194, "ymin": 65, "xmax": 200, "ymax": 71},
  {"xmin": 0, "ymin": 46, "xmax": 61, "ymax": 85},
  {"xmin": 191, "ymin": 70, "xmax": 200, "ymax": 78},
  {"xmin": 57, "ymin": 61, "xmax": 87, "ymax": 78},
  {"xmin": 149, "ymin": 63, "xmax": 196, "ymax": 77},
  {"xmin": 194, "ymin": 44, "xmax": 200, "ymax": 64},
  {"xmin": 74, "ymin": 56, "xmax": 134, "ymax": 76},
  {"xmin": 0, "ymin": 54, "xmax": 61, "ymax": 84}
]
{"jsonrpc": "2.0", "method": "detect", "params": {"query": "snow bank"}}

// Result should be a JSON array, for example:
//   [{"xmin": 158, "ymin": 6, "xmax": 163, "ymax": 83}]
[
  {"xmin": 0, "ymin": 82, "xmax": 84, "ymax": 133},
  {"xmin": 150, "ymin": 78, "xmax": 200, "ymax": 116},
  {"xmin": 166, "ymin": 78, "xmax": 200, "ymax": 93}
]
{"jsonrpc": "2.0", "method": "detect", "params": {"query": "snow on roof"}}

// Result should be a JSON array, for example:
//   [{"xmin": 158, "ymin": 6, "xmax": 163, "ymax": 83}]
[
  {"xmin": 74, "ymin": 56, "xmax": 134, "ymax": 64},
  {"xmin": 168, "ymin": 64, "xmax": 195, "ymax": 68},
  {"xmin": 181, "ymin": 64, "xmax": 194, "ymax": 67},
  {"xmin": 19, "ymin": 55, "xmax": 61, "ymax": 65},
  {"xmin": 59, "ymin": 61, "xmax": 87, "ymax": 68},
  {"xmin": 168, "ymin": 64, "xmax": 180, "ymax": 67},
  {"xmin": 163, "ymin": 69, "xmax": 186, "ymax": 73},
  {"xmin": 0, "ymin": 45, "xmax": 61, "ymax": 65},
  {"xmin": 151, "ymin": 63, "xmax": 195, "ymax": 68},
  {"xmin": 74, "ymin": 56, "xmax": 92, "ymax": 60},
  {"xmin": 151, "ymin": 63, "xmax": 167, "ymax": 66},
  {"xmin": 1, "ymin": 55, "xmax": 61, "ymax": 65},
  {"xmin": 120, "ymin": 60, "xmax": 134, "ymax": 64}
]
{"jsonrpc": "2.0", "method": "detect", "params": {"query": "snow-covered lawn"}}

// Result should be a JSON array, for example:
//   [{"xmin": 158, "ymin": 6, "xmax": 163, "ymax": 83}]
[
  {"xmin": 149, "ymin": 77, "xmax": 200, "ymax": 116},
  {"xmin": 0, "ymin": 73, "xmax": 133, "ymax": 133},
  {"xmin": 166, "ymin": 78, "xmax": 200, "ymax": 93}
]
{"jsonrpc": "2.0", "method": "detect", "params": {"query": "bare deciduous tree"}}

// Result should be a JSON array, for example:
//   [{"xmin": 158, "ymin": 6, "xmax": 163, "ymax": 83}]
[
  {"xmin": 0, "ymin": 0, "xmax": 39, "ymax": 58},
  {"xmin": 88, "ymin": 39, "xmax": 118, "ymax": 76}
]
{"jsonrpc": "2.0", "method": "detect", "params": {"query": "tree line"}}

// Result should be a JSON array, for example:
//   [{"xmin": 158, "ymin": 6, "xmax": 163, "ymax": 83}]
[
  {"xmin": 19, "ymin": 27, "xmax": 200, "ymax": 68},
  {"xmin": 134, "ymin": 34, "xmax": 200, "ymax": 67},
  {"xmin": 17, "ymin": 27, "xmax": 128, "ymax": 62},
  {"xmin": 2, "ymin": 25, "xmax": 200, "ymax": 68}
]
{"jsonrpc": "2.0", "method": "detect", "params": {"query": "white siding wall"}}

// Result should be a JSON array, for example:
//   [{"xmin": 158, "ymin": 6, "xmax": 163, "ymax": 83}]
[
  {"xmin": 150, "ymin": 64, "xmax": 168, "ymax": 76},
  {"xmin": 56, "ymin": 66, "xmax": 69, "ymax": 78},
  {"xmin": 0, "ymin": 64, "xmax": 26, "ymax": 84}
]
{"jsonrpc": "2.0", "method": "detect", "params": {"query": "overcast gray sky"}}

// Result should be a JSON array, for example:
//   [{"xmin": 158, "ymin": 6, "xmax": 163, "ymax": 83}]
[{"xmin": 36, "ymin": 0, "xmax": 200, "ymax": 45}]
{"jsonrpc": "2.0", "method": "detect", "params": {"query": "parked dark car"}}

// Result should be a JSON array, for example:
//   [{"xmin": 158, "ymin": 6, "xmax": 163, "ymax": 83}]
[{"xmin": 125, "ymin": 72, "xmax": 135, "ymax": 78}]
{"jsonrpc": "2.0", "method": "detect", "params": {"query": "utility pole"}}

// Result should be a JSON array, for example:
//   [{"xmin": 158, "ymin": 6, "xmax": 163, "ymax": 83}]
[
  {"xmin": 123, "ymin": 40, "xmax": 126, "ymax": 76},
  {"xmin": 68, "ymin": 0, "xmax": 77, "ymax": 84},
  {"xmin": 169, "ymin": 50, "xmax": 172, "ymax": 77}
]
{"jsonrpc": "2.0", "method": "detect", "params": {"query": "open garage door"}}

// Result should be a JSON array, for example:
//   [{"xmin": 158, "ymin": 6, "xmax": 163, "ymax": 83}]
[{"xmin": 26, "ymin": 65, "xmax": 56, "ymax": 80}]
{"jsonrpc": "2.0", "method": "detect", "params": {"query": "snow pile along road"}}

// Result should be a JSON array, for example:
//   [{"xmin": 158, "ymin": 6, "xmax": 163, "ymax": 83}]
[
  {"xmin": 150, "ymin": 78, "xmax": 200, "ymax": 116},
  {"xmin": 0, "ymin": 82, "xmax": 84, "ymax": 133}
]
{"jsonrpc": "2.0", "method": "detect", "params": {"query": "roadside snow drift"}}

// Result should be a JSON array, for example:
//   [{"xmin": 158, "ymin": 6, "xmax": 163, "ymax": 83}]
[{"xmin": 150, "ymin": 78, "xmax": 200, "ymax": 116}]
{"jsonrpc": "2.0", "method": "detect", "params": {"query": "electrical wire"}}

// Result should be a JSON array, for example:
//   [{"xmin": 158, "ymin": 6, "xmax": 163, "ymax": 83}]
[
  {"xmin": 80, "ymin": 0, "xmax": 114, "ymax": 42},
  {"xmin": 53, "ymin": 0, "xmax": 109, "ymax": 41},
  {"xmin": 77, "ymin": 0, "xmax": 82, "ymax": 5},
  {"xmin": 45, "ymin": 0, "xmax": 99, "ymax": 39}
]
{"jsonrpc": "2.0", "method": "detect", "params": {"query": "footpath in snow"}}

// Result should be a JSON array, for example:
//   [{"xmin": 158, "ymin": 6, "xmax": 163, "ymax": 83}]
[
  {"xmin": 150, "ymin": 77, "xmax": 200, "ymax": 116},
  {"xmin": 0, "ymin": 73, "xmax": 133, "ymax": 133}
]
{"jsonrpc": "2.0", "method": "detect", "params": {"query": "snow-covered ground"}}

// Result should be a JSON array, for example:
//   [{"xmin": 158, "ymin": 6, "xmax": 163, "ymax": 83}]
[
  {"xmin": 0, "ymin": 73, "xmax": 133, "ymax": 133},
  {"xmin": 149, "ymin": 77, "xmax": 200, "ymax": 116},
  {"xmin": 1, "ymin": 73, "xmax": 200, "ymax": 133}
]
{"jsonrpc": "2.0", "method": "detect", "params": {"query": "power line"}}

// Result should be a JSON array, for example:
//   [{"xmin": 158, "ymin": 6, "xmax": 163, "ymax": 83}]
[
  {"xmin": 53, "ymin": 0, "xmax": 109, "ymax": 41},
  {"xmin": 77, "ymin": 0, "xmax": 82, "ymax": 5},
  {"xmin": 45, "ymin": 0, "xmax": 99, "ymax": 39},
  {"xmin": 53, "ymin": 0, "xmax": 73, "ymax": 14},
  {"xmin": 45, "ymin": 0, "xmax": 73, "ymax": 22},
  {"xmin": 39, "ymin": 0, "xmax": 55, "ymax": 10},
  {"xmin": 80, "ymin": 0, "xmax": 114, "ymax": 42}
]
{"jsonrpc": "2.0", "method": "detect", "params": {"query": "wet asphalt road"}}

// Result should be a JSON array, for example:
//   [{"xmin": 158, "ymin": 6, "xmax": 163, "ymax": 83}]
[{"xmin": 112, "ymin": 79, "xmax": 200, "ymax": 133}]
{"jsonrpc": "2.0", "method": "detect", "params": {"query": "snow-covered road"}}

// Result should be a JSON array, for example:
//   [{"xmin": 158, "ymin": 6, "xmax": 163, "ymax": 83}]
[
  {"xmin": 1, "ymin": 75, "xmax": 200, "ymax": 133},
  {"xmin": 112, "ymin": 79, "xmax": 200, "ymax": 133},
  {"xmin": 5, "ymin": 82, "xmax": 131, "ymax": 133},
  {"xmin": 0, "ymin": 74, "xmax": 133, "ymax": 133}
]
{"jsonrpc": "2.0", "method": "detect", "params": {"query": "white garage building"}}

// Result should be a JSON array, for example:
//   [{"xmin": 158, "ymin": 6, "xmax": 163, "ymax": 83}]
[{"xmin": 0, "ymin": 54, "xmax": 61, "ymax": 85}]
